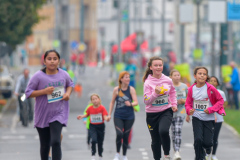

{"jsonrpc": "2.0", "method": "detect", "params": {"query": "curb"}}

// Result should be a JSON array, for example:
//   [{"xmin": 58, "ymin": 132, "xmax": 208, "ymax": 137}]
[{"xmin": 223, "ymin": 122, "xmax": 240, "ymax": 138}]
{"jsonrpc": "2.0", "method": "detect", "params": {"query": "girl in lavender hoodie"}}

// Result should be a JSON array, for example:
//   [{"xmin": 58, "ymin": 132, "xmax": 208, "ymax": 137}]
[
  {"xmin": 25, "ymin": 50, "xmax": 74, "ymax": 160},
  {"xmin": 143, "ymin": 56, "xmax": 178, "ymax": 160},
  {"xmin": 185, "ymin": 67, "xmax": 225, "ymax": 160}
]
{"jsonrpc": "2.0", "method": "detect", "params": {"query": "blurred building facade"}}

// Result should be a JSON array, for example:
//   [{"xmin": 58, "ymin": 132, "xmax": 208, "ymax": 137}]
[
  {"xmin": 26, "ymin": 0, "xmax": 97, "ymax": 65},
  {"xmin": 97, "ymin": 0, "xmax": 175, "ymax": 58}
]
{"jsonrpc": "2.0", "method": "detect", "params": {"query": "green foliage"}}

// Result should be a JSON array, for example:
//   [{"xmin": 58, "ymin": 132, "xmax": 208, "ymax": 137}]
[
  {"xmin": 0, "ymin": 0, "xmax": 47, "ymax": 49},
  {"xmin": 224, "ymin": 109, "xmax": 240, "ymax": 135}
]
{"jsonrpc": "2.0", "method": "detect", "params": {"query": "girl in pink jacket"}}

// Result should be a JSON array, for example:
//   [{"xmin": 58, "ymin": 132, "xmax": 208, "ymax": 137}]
[
  {"xmin": 143, "ymin": 56, "xmax": 177, "ymax": 160},
  {"xmin": 185, "ymin": 67, "xmax": 225, "ymax": 160}
]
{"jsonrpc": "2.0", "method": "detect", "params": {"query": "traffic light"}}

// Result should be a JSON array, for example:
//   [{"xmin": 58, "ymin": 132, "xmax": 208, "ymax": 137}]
[{"xmin": 113, "ymin": 0, "xmax": 118, "ymax": 8}]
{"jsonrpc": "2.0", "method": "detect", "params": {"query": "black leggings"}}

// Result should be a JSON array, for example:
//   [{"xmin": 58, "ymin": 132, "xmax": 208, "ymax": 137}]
[
  {"xmin": 89, "ymin": 123, "xmax": 105, "ymax": 157},
  {"xmin": 146, "ymin": 108, "xmax": 173, "ymax": 160},
  {"xmin": 36, "ymin": 121, "xmax": 63, "ymax": 160},
  {"xmin": 212, "ymin": 122, "xmax": 222, "ymax": 155},
  {"xmin": 192, "ymin": 117, "xmax": 214, "ymax": 160},
  {"xmin": 114, "ymin": 117, "xmax": 134, "ymax": 156}
]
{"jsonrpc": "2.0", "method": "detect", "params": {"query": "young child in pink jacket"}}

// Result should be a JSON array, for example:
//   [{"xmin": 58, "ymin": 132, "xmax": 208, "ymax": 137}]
[
  {"xmin": 185, "ymin": 67, "xmax": 225, "ymax": 160},
  {"xmin": 143, "ymin": 56, "xmax": 177, "ymax": 160}
]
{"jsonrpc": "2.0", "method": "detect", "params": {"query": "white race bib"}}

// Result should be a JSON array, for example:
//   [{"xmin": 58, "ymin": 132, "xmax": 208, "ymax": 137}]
[
  {"xmin": 47, "ymin": 86, "xmax": 64, "ymax": 103},
  {"xmin": 177, "ymin": 91, "xmax": 186, "ymax": 99},
  {"xmin": 193, "ymin": 99, "xmax": 209, "ymax": 111},
  {"xmin": 90, "ymin": 114, "xmax": 103, "ymax": 123},
  {"xmin": 152, "ymin": 95, "xmax": 169, "ymax": 106}
]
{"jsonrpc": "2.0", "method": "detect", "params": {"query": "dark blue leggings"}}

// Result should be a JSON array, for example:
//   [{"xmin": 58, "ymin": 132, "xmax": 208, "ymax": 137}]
[{"xmin": 36, "ymin": 121, "xmax": 63, "ymax": 160}]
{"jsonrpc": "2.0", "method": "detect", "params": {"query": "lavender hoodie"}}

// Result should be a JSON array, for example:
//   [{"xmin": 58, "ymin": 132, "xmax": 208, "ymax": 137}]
[
  {"xmin": 25, "ymin": 68, "xmax": 74, "ymax": 128},
  {"xmin": 143, "ymin": 74, "xmax": 177, "ymax": 113}
]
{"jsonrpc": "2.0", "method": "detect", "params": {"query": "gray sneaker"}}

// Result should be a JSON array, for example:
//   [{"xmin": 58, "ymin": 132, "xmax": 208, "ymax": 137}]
[{"xmin": 163, "ymin": 155, "xmax": 171, "ymax": 160}]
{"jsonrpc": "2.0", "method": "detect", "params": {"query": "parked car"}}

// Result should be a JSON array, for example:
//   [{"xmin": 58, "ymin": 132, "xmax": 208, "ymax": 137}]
[{"xmin": 0, "ymin": 65, "xmax": 14, "ymax": 98}]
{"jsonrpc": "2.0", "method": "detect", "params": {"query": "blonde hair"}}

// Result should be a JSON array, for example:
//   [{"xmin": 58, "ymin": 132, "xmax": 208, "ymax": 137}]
[
  {"xmin": 169, "ymin": 69, "xmax": 180, "ymax": 77},
  {"xmin": 142, "ymin": 56, "xmax": 163, "ymax": 82},
  {"xmin": 90, "ymin": 93, "xmax": 102, "ymax": 104},
  {"xmin": 118, "ymin": 71, "xmax": 130, "ymax": 89}
]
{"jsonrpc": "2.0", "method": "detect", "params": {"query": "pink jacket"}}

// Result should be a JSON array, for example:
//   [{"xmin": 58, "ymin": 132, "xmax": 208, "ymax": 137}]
[
  {"xmin": 143, "ymin": 74, "xmax": 177, "ymax": 113},
  {"xmin": 185, "ymin": 82, "xmax": 226, "ymax": 116}
]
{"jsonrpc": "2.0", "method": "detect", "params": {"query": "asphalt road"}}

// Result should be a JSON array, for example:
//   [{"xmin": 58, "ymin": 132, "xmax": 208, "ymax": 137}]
[{"xmin": 0, "ymin": 66, "xmax": 239, "ymax": 160}]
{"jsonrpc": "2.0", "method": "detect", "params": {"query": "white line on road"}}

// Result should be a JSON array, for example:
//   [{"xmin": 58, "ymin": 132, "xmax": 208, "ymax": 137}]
[
  {"xmin": 68, "ymin": 134, "xmax": 85, "ymax": 139},
  {"xmin": 142, "ymin": 152, "xmax": 148, "ymax": 156},
  {"xmin": 1, "ymin": 135, "xmax": 26, "ymax": 140},
  {"xmin": 139, "ymin": 148, "xmax": 145, "ymax": 152},
  {"xmin": 183, "ymin": 143, "xmax": 193, "ymax": 147}
]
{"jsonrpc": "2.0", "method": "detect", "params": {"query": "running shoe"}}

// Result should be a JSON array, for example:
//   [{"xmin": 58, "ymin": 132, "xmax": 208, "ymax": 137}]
[
  {"xmin": 205, "ymin": 154, "xmax": 211, "ymax": 160},
  {"xmin": 91, "ymin": 155, "xmax": 96, "ymax": 160},
  {"xmin": 173, "ymin": 151, "xmax": 181, "ymax": 160},
  {"xmin": 99, "ymin": 156, "xmax": 103, "ymax": 160},
  {"xmin": 211, "ymin": 156, "xmax": 218, "ymax": 160},
  {"xmin": 163, "ymin": 155, "xmax": 171, "ymax": 160},
  {"xmin": 122, "ymin": 156, "xmax": 128, "ymax": 160},
  {"xmin": 113, "ymin": 153, "xmax": 120, "ymax": 160}
]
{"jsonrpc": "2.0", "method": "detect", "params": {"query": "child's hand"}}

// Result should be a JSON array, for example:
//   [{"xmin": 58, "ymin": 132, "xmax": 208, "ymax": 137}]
[
  {"xmin": 107, "ymin": 115, "xmax": 111, "ymax": 121},
  {"xmin": 190, "ymin": 109, "xmax": 195, "ymax": 115},
  {"xmin": 172, "ymin": 106, "xmax": 178, "ymax": 112},
  {"xmin": 83, "ymin": 121, "xmax": 86, "ymax": 124},
  {"xmin": 204, "ymin": 109, "xmax": 209, "ymax": 114},
  {"xmin": 155, "ymin": 85, "xmax": 161, "ymax": 94},
  {"xmin": 77, "ymin": 115, "xmax": 83, "ymax": 120},
  {"xmin": 44, "ymin": 86, "xmax": 54, "ymax": 95},
  {"xmin": 186, "ymin": 115, "xmax": 190, "ymax": 123},
  {"xmin": 62, "ymin": 93, "xmax": 70, "ymax": 101}
]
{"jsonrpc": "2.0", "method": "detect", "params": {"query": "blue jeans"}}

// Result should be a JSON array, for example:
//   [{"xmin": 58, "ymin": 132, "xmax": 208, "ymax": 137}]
[{"xmin": 233, "ymin": 90, "xmax": 239, "ymax": 110}]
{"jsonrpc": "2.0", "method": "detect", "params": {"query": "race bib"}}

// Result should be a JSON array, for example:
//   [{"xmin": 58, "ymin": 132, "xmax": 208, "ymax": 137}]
[
  {"xmin": 47, "ymin": 86, "xmax": 64, "ymax": 103},
  {"xmin": 177, "ymin": 91, "xmax": 186, "ymax": 99},
  {"xmin": 90, "ymin": 114, "xmax": 103, "ymax": 123},
  {"xmin": 152, "ymin": 95, "xmax": 169, "ymax": 106},
  {"xmin": 193, "ymin": 99, "xmax": 209, "ymax": 111}
]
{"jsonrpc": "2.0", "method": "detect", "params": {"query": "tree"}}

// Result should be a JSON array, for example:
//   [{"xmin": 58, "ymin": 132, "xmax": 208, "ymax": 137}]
[{"xmin": 0, "ymin": 0, "xmax": 47, "ymax": 50}]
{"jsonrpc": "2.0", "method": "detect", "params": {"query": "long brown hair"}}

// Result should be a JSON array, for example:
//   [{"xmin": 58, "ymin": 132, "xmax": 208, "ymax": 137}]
[
  {"xmin": 193, "ymin": 66, "xmax": 210, "ymax": 83},
  {"xmin": 142, "ymin": 56, "xmax": 163, "ymax": 82},
  {"xmin": 118, "ymin": 71, "xmax": 130, "ymax": 89}
]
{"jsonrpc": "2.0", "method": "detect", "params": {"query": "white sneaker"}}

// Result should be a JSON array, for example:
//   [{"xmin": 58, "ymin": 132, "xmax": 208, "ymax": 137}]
[
  {"xmin": 205, "ymin": 154, "xmax": 211, "ymax": 160},
  {"xmin": 91, "ymin": 156, "xmax": 96, "ymax": 160},
  {"xmin": 122, "ymin": 156, "xmax": 128, "ymax": 160},
  {"xmin": 163, "ymin": 155, "xmax": 171, "ymax": 160},
  {"xmin": 99, "ymin": 156, "xmax": 103, "ymax": 160},
  {"xmin": 113, "ymin": 153, "xmax": 120, "ymax": 160},
  {"xmin": 211, "ymin": 155, "xmax": 218, "ymax": 160},
  {"xmin": 173, "ymin": 151, "xmax": 181, "ymax": 160}
]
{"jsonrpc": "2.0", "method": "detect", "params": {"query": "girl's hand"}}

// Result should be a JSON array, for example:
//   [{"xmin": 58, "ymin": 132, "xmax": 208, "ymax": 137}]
[
  {"xmin": 105, "ymin": 116, "xmax": 110, "ymax": 122},
  {"xmin": 186, "ymin": 115, "xmax": 190, "ymax": 123},
  {"xmin": 155, "ymin": 85, "xmax": 161, "ymax": 94},
  {"xmin": 172, "ymin": 106, "xmax": 178, "ymax": 112},
  {"xmin": 108, "ymin": 115, "xmax": 111, "ymax": 121},
  {"xmin": 44, "ymin": 86, "xmax": 54, "ymax": 95},
  {"xmin": 77, "ymin": 115, "xmax": 83, "ymax": 120},
  {"xmin": 124, "ymin": 101, "xmax": 132, "ymax": 107},
  {"xmin": 190, "ymin": 109, "xmax": 195, "ymax": 115},
  {"xmin": 62, "ymin": 93, "xmax": 70, "ymax": 101},
  {"xmin": 177, "ymin": 99, "xmax": 183, "ymax": 105},
  {"xmin": 204, "ymin": 109, "xmax": 209, "ymax": 114}
]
